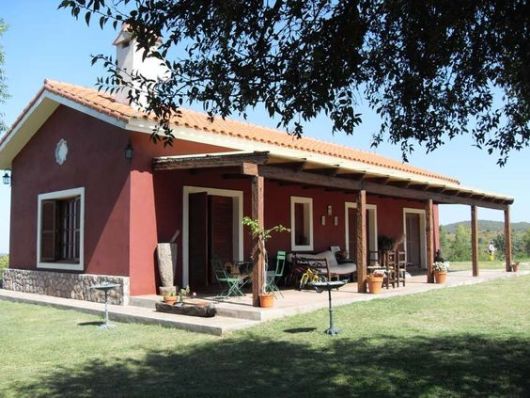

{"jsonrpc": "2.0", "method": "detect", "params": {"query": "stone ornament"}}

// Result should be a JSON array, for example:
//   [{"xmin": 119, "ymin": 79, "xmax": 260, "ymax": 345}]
[{"xmin": 55, "ymin": 138, "xmax": 68, "ymax": 165}]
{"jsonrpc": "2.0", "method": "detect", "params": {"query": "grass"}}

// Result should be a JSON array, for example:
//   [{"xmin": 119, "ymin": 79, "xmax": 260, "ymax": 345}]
[
  {"xmin": 449, "ymin": 258, "xmax": 530, "ymax": 271},
  {"xmin": 1, "ymin": 275, "xmax": 530, "ymax": 397}
]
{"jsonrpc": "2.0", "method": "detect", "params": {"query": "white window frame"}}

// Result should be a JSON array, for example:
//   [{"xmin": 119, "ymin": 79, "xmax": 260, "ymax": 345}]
[
  {"xmin": 182, "ymin": 186, "xmax": 244, "ymax": 287},
  {"xmin": 37, "ymin": 187, "xmax": 85, "ymax": 271},
  {"xmin": 344, "ymin": 202, "xmax": 378, "ymax": 255},
  {"xmin": 403, "ymin": 208, "xmax": 427, "ymax": 268},
  {"xmin": 290, "ymin": 196, "xmax": 314, "ymax": 251}
]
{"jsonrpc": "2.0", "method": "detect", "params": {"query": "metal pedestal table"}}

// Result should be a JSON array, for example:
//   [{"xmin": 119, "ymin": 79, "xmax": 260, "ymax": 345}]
[
  {"xmin": 90, "ymin": 283, "xmax": 120, "ymax": 329},
  {"xmin": 309, "ymin": 280, "xmax": 346, "ymax": 335}
]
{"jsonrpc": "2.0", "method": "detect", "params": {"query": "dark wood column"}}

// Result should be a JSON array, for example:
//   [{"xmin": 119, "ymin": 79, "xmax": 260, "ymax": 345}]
[
  {"xmin": 504, "ymin": 205, "xmax": 512, "ymax": 272},
  {"xmin": 426, "ymin": 199, "xmax": 434, "ymax": 283},
  {"xmin": 471, "ymin": 205, "xmax": 479, "ymax": 277},
  {"xmin": 356, "ymin": 190, "xmax": 367, "ymax": 293},
  {"xmin": 252, "ymin": 175, "xmax": 265, "ymax": 307}
]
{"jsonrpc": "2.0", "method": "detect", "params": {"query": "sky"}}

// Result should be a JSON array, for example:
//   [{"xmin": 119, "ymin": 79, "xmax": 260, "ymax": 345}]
[{"xmin": 0, "ymin": 1, "xmax": 528, "ymax": 254}]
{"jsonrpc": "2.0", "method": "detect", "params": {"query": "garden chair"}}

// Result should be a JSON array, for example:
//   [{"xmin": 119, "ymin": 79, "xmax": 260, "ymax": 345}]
[
  {"xmin": 397, "ymin": 250, "xmax": 407, "ymax": 286},
  {"xmin": 265, "ymin": 251, "xmax": 286, "ymax": 297},
  {"xmin": 383, "ymin": 250, "xmax": 398, "ymax": 289},
  {"xmin": 212, "ymin": 257, "xmax": 245, "ymax": 299}
]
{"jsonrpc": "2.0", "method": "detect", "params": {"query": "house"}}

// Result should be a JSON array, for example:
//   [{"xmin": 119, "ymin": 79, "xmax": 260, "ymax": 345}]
[{"xmin": 0, "ymin": 28, "xmax": 514, "ymax": 306}]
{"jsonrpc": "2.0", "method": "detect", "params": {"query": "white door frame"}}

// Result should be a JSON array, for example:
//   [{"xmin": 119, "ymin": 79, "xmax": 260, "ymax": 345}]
[
  {"xmin": 403, "ymin": 208, "xmax": 427, "ymax": 268},
  {"xmin": 344, "ymin": 202, "xmax": 378, "ymax": 256},
  {"xmin": 182, "ymin": 186, "xmax": 244, "ymax": 287}
]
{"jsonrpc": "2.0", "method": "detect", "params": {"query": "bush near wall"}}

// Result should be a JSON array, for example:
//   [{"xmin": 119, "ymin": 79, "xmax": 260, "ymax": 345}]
[{"xmin": 0, "ymin": 255, "xmax": 8, "ymax": 285}]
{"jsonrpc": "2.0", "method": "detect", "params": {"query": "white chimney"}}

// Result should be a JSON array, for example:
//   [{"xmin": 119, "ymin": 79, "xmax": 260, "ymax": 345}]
[{"xmin": 112, "ymin": 24, "xmax": 169, "ymax": 108}]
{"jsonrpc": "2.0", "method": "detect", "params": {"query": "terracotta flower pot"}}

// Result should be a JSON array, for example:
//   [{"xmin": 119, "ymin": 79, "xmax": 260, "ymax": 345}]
[
  {"xmin": 163, "ymin": 296, "xmax": 177, "ymax": 305},
  {"xmin": 259, "ymin": 293, "xmax": 274, "ymax": 308},
  {"xmin": 367, "ymin": 275, "xmax": 384, "ymax": 294},
  {"xmin": 512, "ymin": 263, "xmax": 520, "ymax": 272},
  {"xmin": 434, "ymin": 271, "xmax": 447, "ymax": 284}
]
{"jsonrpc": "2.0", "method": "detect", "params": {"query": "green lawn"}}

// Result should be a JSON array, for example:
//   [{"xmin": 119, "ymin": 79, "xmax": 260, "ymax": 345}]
[
  {"xmin": 449, "ymin": 258, "xmax": 530, "ymax": 271},
  {"xmin": 1, "ymin": 276, "xmax": 530, "ymax": 397}
]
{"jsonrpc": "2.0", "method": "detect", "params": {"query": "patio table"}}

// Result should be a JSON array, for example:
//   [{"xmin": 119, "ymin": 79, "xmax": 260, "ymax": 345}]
[{"xmin": 309, "ymin": 280, "xmax": 346, "ymax": 335}]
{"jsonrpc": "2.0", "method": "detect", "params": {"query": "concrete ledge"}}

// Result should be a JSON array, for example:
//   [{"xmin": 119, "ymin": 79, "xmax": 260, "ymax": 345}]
[{"xmin": 0, "ymin": 289, "xmax": 257, "ymax": 336}]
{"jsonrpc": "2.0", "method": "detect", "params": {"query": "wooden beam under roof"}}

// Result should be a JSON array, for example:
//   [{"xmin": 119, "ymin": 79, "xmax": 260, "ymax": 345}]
[
  {"xmin": 305, "ymin": 166, "xmax": 340, "ymax": 177},
  {"xmin": 153, "ymin": 151, "xmax": 270, "ymax": 171},
  {"xmin": 153, "ymin": 152, "xmax": 512, "ymax": 209},
  {"xmin": 255, "ymin": 165, "xmax": 509, "ymax": 209},
  {"xmin": 337, "ymin": 172, "xmax": 367, "ymax": 180},
  {"xmin": 268, "ymin": 160, "xmax": 307, "ymax": 171}
]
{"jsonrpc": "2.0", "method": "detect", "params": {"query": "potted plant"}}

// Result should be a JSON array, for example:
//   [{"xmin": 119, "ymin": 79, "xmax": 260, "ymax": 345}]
[
  {"xmin": 433, "ymin": 261, "xmax": 450, "ymax": 284},
  {"xmin": 162, "ymin": 289, "xmax": 177, "ymax": 305},
  {"xmin": 242, "ymin": 217, "xmax": 289, "ymax": 308},
  {"xmin": 366, "ymin": 270, "xmax": 385, "ymax": 294},
  {"xmin": 512, "ymin": 262, "xmax": 520, "ymax": 272}
]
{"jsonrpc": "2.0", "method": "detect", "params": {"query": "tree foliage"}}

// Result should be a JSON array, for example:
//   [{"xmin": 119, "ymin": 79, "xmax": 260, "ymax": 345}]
[
  {"xmin": 0, "ymin": 20, "xmax": 9, "ymax": 133},
  {"xmin": 59, "ymin": 1, "xmax": 530, "ymax": 163}
]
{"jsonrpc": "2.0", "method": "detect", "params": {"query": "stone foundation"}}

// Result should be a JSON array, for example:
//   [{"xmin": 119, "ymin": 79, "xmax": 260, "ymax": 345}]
[{"xmin": 2, "ymin": 269, "xmax": 130, "ymax": 305}]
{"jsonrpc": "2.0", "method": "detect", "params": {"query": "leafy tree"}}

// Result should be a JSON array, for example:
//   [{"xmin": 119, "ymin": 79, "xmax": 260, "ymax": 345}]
[
  {"xmin": 59, "ymin": 1, "xmax": 530, "ymax": 164},
  {"xmin": 522, "ymin": 229, "xmax": 530, "ymax": 257},
  {"xmin": 0, "ymin": 254, "xmax": 8, "ymax": 269},
  {"xmin": 450, "ymin": 224, "xmax": 471, "ymax": 261},
  {"xmin": 0, "ymin": 20, "xmax": 9, "ymax": 133},
  {"xmin": 439, "ymin": 226, "xmax": 452, "ymax": 259}
]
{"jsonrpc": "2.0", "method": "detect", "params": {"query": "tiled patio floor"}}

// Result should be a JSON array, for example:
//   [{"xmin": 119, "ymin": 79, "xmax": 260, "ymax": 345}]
[{"xmin": 131, "ymin": 269, "xmax": 529, "ymax": 322}]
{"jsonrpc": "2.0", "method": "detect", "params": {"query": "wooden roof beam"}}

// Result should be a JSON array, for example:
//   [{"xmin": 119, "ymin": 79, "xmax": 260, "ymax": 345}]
[
  {"xmin": 269, "ymin": 160, "xmax": 307, "ymax": 171},
  {"xmin": 306, "ymin": 166, "xmax": 340, "ymax": 177},
  {"xmin": 153, "ymin": 151, "xmax": 270, "ymax": 171}
]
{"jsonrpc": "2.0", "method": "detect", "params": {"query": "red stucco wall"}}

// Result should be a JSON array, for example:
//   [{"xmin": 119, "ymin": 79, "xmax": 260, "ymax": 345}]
[
  {"xmin": 127, "ymin": 132, "xmax": 232, "ymax": 295},
  {"xmin": 9, "ymin": 106, "xmax": 131, "ymax": 275}
]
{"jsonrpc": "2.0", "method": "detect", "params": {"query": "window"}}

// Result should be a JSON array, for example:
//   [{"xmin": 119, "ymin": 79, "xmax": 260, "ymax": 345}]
[
  {"xmin": 37, "ymin": 188, "xmax": 84, "ymax": 271},
  {"xmin": 290, "ymin": 196, "xmax": 313, "ymax": 251}
]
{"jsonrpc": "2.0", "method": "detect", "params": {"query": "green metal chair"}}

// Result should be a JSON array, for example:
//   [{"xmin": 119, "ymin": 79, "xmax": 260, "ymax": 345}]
[
  {"xmin": 212, "ymin": 257, "xmax": 245, "ymax": 299},
  {"xmin": 265, "ymin": 251, "xmax": 287, "ymax": 297}
]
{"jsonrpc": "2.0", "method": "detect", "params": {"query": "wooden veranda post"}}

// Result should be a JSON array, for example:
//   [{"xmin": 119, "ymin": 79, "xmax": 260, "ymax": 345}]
[
  {"xmin": 504, "ymin": 205, "xmax": 512, "ymax": 272},
  {"xmin": 426, "ymin": 199, "xmax": 434, "ymax": 283},
  {"xmin": 471, "ymin": 205, "xmax": 479, "ymax": 277},
  {"xmin": 356, "ymin": 190, "xmax": 367, "ymax": 293},
  {"xmin": 252, "ymin": 175, "xmax": 265, "ymax": 307}
]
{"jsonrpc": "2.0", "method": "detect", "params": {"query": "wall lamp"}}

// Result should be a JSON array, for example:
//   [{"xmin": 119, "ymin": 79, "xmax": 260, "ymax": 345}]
[
  {"xmin": 124, "ymin": 141, "xmax": 134, "ymax": 161},
  {"xmin": 2, "ymin": 171, "xmax": 11, "ymax": 186}
]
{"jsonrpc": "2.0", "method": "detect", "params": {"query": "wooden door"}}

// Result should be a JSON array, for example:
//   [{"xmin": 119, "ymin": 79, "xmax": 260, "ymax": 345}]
[
  {"xmin": 189, "ymin": 192, "xmax": 209, "ymax": 288},
  {"xmin": 406, "ymin": 213, "xmax": 421, "ymax": 267},
  {"xmin": 208, "ymin": 196, "xmax": 234, "ymax": 284}
]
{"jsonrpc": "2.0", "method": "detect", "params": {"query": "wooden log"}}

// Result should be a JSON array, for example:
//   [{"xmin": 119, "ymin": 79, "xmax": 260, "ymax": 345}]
[
  {"xmin": 426, "ymin": 199, "xmax": 434, "ymax": 283},
  {"xmin": 252, "ymin": 175, "xmax": 265, "ymax": 307},
  {"xmin": 356, "ymin": 190, "xmax": 367, "ymax": 293},
  {"xmin": 471, "ymin": 205, "xmax": 479, "ymax": 277},
  {"xmin": 504, "ymin": 206, "xmax": 512, "ymax": 272},
  {"xmin": 155, "ymin": 301, "xmax": 216, "ymax": 317}
]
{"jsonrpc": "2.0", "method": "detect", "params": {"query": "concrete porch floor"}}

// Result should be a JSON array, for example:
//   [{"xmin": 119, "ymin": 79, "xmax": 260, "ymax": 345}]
[
  {"xmin": 130, "ymin": 269, "xmax": 529, "ymax": 323},
  {"xmin": 1, "ymin": 269, "xmax": 527, "ymax": 336}
]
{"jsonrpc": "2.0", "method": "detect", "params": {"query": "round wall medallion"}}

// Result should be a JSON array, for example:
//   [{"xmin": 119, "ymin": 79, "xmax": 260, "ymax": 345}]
[{"xmin": 55, "ymin": 139, "xmax": 68, "ymax": 166}]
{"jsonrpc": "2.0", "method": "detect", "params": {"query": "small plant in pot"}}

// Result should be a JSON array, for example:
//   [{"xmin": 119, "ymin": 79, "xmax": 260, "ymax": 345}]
[
  {"xmin": 162, "ymin": 289, "xmax": 178, "ymax": 305},
  {"xmin": 511, "ymin": 262, "xmax": 520, "ymax": 272},
  {"xmin": 366, "ymin": 270, "xmax": 385, "ymax": 294},
  {"xmin": 433, "ymin": 261, "xmax": 450, "ymax": 284},
  {"xmin": 242, "ymin": 217, "xmax": 289, "ymax": 308}
]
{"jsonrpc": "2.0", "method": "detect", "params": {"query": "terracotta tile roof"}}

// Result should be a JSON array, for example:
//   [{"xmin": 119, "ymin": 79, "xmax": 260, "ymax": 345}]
[{"xmin": 5, "ymin": 79, "xmax": 460, "ymax": 185}]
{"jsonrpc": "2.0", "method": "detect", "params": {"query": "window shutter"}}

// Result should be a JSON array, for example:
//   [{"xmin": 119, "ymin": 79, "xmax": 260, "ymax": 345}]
[{"xmin": 41, "ymin": 200, "xmax": 57, "ymax": 262}]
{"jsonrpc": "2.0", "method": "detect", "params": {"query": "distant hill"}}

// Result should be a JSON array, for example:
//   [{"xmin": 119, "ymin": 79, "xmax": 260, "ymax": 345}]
[{"xmin": 442, "ymin": 220, "xmax": 530, "ymax": 234}]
